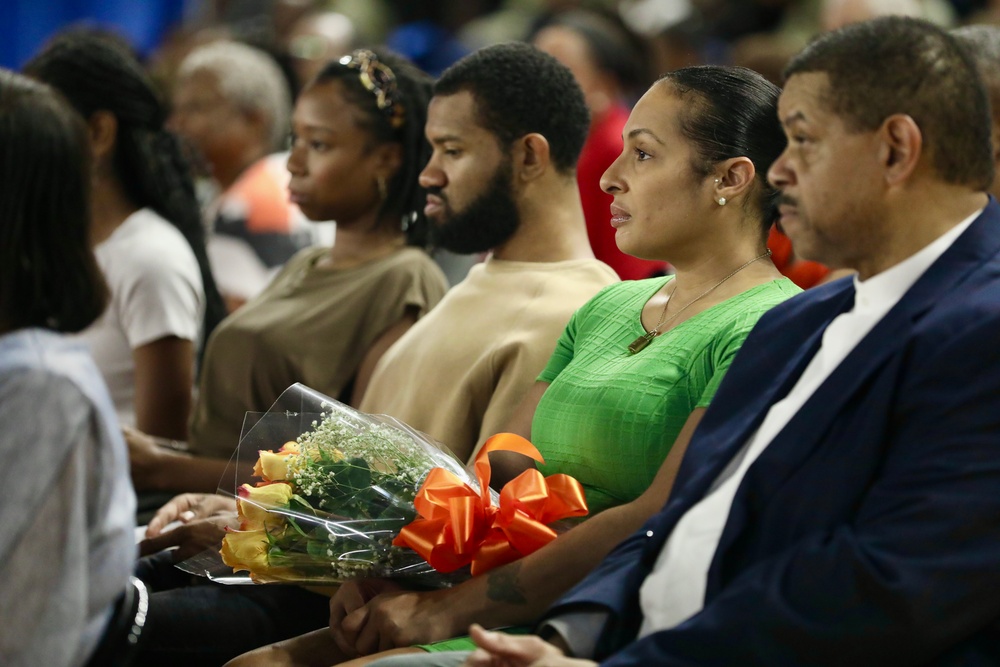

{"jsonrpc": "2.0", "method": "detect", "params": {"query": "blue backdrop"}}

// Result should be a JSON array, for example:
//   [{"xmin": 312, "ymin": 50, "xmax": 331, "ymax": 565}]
[{"xmin": 0, "ymin": 0, "xmax": 188, "ymax": 69}]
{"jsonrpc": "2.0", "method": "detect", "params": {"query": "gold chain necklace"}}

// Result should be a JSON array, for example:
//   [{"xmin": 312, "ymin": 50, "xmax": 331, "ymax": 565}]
[{"xmin": 627, "ymin": 249, "xmax": 772, "ymax": 355}]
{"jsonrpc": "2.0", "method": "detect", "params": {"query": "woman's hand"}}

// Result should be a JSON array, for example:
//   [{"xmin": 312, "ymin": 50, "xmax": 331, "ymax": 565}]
[
  {"xmin": 145, "ymin": 492, "xmax": 236, "ymax": 537},
  {"xmin": 138, "ymin": 513, "xmax": 235, "ymax": 560},
  {"xmin": 138, "ymin": 492, "xmax": 238, "ymax": 560}
]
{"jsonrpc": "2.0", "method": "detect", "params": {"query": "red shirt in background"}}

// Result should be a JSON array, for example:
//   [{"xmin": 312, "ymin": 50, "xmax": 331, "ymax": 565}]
[{"xmin": 767, "ymin": 226, "xmax": 831, "ymax": 288}]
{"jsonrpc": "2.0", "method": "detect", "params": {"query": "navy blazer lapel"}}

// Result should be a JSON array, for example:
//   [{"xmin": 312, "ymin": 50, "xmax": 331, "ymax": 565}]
[
  {"xmin": 637, "ymin": 281, "xmax": 857, "ymax": 566},
  {"xmin": 708, "ymin": 200, "xmax": 1000, "ymax": 581}
]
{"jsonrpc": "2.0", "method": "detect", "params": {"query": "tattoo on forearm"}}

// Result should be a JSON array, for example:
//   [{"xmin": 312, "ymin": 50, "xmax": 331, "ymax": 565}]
[{"xmin": 486, "ymin": 562, "xmax": 528, "ymax": 605}]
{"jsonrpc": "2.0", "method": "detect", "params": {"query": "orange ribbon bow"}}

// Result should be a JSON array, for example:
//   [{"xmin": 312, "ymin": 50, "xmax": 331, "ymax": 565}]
[{"xmin": 392, "ymin": 433, "xmax": 588, "ymax": 576}]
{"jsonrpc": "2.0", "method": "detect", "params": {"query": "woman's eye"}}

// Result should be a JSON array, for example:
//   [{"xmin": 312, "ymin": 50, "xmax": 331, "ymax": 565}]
[
  {"xmin": 310, "ymin": 140, "xmax": 329, "ymax": 151},
  {"xmin": 635, "ymin": 148, "xmax": 650, "ymax": 161}
]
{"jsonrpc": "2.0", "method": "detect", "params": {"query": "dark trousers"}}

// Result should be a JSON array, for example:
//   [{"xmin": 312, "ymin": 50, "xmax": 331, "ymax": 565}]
[{"xmin": 134, "ymin": 551, "xmax": 330, "ymax": 666}]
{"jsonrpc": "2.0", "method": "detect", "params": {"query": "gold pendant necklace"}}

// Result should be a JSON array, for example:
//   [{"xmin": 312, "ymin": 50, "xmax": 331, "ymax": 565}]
[{"xmin": 627, "ymin": 249, "xmax": 772, "ymax": 355}]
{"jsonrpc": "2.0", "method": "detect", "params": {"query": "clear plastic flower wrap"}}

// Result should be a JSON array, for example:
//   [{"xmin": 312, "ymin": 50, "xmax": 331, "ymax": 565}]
[
  {"xmin": 205, "ymin": 383, "xmax": 590, "ymax": 588},
  {"xmin": 217, "ymin": 383, "xmax": 478, "ymax": 587}
]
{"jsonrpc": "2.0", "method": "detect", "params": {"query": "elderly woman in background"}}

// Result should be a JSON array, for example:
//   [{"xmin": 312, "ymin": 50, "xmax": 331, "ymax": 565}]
[{"xmin": 170, "ymin": 40, "xmax": 315, "ymax": 309}]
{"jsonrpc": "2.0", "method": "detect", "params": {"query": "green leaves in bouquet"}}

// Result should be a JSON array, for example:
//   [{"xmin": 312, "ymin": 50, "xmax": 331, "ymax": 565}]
[
  {"xmin": 246, "ymin": 410, "xmax": 458, "ymax": 582},
  {"xmin": 293, "ymin": 455, "xmax": 418, "ymax": 521}
]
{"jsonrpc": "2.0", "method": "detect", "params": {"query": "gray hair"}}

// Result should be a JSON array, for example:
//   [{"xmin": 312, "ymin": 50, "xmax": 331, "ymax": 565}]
[
  {"xmin": 952, "ymin": 25, "xmax": 1000, "ymax": 106},
  {"xmin": 179, "ymin": 41, "xmax": 291, "ymax": 150}
]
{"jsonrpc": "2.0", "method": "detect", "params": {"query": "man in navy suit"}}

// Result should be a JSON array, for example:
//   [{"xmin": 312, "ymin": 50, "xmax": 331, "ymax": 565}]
[{"xmin": 368, "ymin": 16, "xmax": 1000, "ymax": 667}]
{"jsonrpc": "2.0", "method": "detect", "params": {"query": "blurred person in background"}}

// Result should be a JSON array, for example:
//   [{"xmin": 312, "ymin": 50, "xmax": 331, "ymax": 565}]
[
  {"xmin": 730, "ymin": 0, "xmax": 955, "ymax": 84},
  {"xmin": 283, "ymin": 9, "xmax": 357, "ymax": 93},
  {"xmin": 532, "ymin": 9, "xmax": 667, "ymax": 280},
  {"xmin": 171, "ymin": 40, "xmax": 314, "ymax": 310},
  {"xmin": 26, "ymin": 31, "xmax": 226, "ymax": 442}
]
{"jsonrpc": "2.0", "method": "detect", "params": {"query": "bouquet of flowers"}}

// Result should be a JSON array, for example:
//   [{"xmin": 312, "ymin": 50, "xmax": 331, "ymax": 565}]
[{"xmin": 219, "ymin": 383, "xmax": 588, "ymax": 586}]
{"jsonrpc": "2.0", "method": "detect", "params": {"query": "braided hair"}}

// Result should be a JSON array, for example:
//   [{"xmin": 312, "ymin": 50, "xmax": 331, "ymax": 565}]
[
  {"xmin": 25, "ymin": 31, "xmax": 227, "ymax": 356},
  {"xmin": 312, "ymin": 48, "xmax": 433, "ymax": 247}
]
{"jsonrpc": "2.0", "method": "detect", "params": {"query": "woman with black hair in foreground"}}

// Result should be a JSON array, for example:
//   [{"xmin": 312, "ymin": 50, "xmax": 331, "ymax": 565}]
[{"xmin": 0, "ymin": 69, "xmax": 135, "ymax": 667}]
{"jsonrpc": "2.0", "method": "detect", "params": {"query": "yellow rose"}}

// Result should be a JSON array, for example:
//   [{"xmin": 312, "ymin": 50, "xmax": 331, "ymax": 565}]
[
  {"xmin": 220, "ymin": 528, "xmax": 270, "ymax": 574},
  {"xmin": 236, "ymin": 482, "xmax": 293, "ymax": 530},
  {"xmin": 252, "ymin": 441, "xmax": 301, "ymax": 481}
]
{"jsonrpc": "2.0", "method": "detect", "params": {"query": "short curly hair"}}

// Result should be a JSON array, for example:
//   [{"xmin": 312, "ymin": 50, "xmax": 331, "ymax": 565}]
[
  {"xmin": 785, "ymin": 17, "xmax": 994, "ymax": 191},
  {"xmin": 434, "ymin": 42, "xmax": 590, "ymax": 175}
]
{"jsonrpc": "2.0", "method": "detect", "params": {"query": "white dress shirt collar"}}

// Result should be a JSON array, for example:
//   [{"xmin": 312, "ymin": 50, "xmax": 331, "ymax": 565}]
[{"xmin": 852, "ymin": 208, "xmax": 981, "ymax": 313}]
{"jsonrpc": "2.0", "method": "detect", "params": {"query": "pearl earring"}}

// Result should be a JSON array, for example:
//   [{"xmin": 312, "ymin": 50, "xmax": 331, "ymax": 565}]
[{"xmin": 714, "ymin": 178, "xmax": 725, "ymax": 205}]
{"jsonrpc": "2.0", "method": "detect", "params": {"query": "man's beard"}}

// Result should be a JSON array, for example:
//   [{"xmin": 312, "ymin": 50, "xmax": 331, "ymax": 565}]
[{"xmin": 429, "ymin": 160, "xmax": 520, "ymax": 254}]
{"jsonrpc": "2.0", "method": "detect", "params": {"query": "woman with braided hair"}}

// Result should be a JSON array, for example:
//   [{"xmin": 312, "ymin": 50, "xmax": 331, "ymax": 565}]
[
  {"xmin": 118, "ymin": 47, "xmax": 448, "ymax": 667},
  {"xmin": 115, "ymin": 47, "xmax": 448, "ymax": 499},
  {"xmin": 26, "ymin": 31, "xmax": 227, "ymax": 443}
]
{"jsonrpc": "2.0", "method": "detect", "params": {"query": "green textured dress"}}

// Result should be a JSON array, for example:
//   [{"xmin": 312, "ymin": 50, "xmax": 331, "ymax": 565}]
[{"xmin": 421, "ymin": 276, "xmax": 801, "ymax": 652}]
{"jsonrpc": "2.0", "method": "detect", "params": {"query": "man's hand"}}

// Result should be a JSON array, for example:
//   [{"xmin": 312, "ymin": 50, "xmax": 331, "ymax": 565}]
[
  {"xmin": 328, "ymin": 579, "xmax": 405, "ymax": 656},
  {"xmin": 463, "ymin": 624, "xmax": 597, "ymax": 667},
  {"xmin": 138, "ymin": 492, "xmax": 239, "ymax": 561},
  {"xmin": 339, "ymin": 586, "xmax": 466, "ymax": 655}
]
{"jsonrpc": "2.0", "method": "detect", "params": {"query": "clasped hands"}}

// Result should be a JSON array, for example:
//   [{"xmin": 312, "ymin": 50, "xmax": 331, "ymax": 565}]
[
  {"xmin": 328, "ymin": 579, "xmax": 462, "ymax": 656},
  {"xmin": 328, "ymin": 581, "xmax": 594, "ymax": 667}
]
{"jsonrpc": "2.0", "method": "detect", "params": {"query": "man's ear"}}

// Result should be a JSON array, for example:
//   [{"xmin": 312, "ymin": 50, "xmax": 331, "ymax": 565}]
[
  {"xmin": 512, "ymin": 133, "xmax": 552, "ymax": 181},
  {"xmin": 88, "ymin": 110, "xmax": 118, "ymax": 162},
  {"xmin": 879, "ymin": 113, "xmax": 922, "ymax": 186}
]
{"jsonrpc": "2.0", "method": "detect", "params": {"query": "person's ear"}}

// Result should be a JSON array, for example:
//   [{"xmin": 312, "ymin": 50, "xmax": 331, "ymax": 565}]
[
  {"xmin": 372, "ymin": 141, "xmax": 404, "ymax": 180},
  {"xmin": 87, "ymin": 110, "xmax": 118, "ymax": 163},
  {"xmin": 512, "ymin": 133, "xmax": 552, "ymax": 181},
  {"xmin": 879, "ymin": 114, "xmax": 921, "ymax": 186},
  {"xmin": 714, "ymin": 156, "xmax": 756, "ymax": 203}
]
